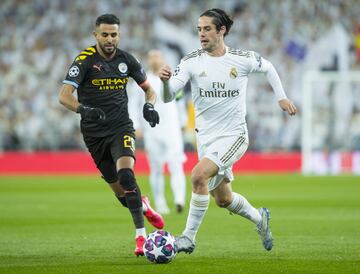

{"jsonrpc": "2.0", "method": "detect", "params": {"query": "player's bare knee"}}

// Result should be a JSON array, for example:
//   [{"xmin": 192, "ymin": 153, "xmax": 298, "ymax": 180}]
[
  {"xmin": 191, "ymin": 170, "xmax": 208, "ymax": 188},
  {"xmin": 215, "ymin": 196, "xmax": 232, "ymax": 208}
]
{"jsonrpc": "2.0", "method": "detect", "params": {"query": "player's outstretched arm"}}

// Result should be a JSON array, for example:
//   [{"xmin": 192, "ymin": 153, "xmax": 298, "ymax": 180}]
[
  {"xmin": 140, "ymin": 80, "xmax": 156, "ymax": 106},
  {"xmin": 261, "ymin": 59, "xmax": 297, "ymax": 116},
  {"xmin": 159, "ymin": 62, "xmax": 188, "ymax": 103},
  {"xmin": 139, "ymin": 80, "xmax": 160, "ymax": 127},
  {"xmin": 159, "ymin": 65, "xmax": 176, "ymax": 103},
  {"xmin": 58, "ymin": 84, "xmax": 80, "ymax": 112},
  {"xmin": 58, "ymin": 84, "xmax": 106, "ymax": 121}
]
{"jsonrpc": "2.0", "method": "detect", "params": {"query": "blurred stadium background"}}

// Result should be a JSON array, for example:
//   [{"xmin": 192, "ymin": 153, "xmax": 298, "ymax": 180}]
[
  {"xmin": 0, "ymin": 0, "xmax": 360, "ymax": 175},
  {"xmin": 1, "ymin": 1, "xmax": 360, "ymax": 273}
]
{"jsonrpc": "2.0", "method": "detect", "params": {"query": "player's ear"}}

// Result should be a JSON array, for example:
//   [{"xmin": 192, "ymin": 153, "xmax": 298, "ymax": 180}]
[
  {"xmin": 93, "ymin": 30, "xmax": 97, "ymax": 39},
  {"xmin": 219, "ymin": 25, "xmax": 226, "ymax": 36}
]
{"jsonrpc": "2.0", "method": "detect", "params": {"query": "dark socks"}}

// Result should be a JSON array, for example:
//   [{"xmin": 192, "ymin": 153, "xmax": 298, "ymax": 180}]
[{"xmin": 117, "ymin": 169, "xmax": 144, "ymax": 229}]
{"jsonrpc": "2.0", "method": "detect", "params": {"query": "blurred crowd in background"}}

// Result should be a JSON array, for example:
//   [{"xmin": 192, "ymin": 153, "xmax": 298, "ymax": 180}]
[{"xmin": 1, "ymin": 0, "xmax": 360, "ymax": 152}]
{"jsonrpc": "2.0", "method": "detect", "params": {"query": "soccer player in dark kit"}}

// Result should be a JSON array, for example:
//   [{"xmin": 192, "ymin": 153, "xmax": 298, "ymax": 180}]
[{"xmin": 59, "ymin": 14, "xmax": 163, "ymax": 256}]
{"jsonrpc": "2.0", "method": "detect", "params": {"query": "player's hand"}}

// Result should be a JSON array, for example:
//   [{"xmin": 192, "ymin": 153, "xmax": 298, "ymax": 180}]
[
  {"xmin": 159, "ymin": 65, "xmax": 172, "ymax": 81},
  {"xmin": 143, "ymin": 102, "xmax": 160, "ymax": 127},
  {"xmin": 278, "ymin": 99, "xmax": 297, "ymax": 116},
  {"xmin": 77, "ymin": 104, "xmax": 106, "ymax": 121}
]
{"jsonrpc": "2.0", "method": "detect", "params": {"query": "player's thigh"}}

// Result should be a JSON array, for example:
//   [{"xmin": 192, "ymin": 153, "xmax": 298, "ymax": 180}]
[
  {"xmin": 204, "ymin": 133, "xmax": 248, "ymax": 175},
  {"xmin": 83, "ymin": 135, "xmax": 118, "ymax": 183},
  {"xmin": 144, "ymin": 138, "xmax": 165, "ymax": 172},
  {"xmin": 164, "ymin": 130, "xmax": 184, "ymax": 156},
  {"xmin": 97, "ymin": 157, "xmax": 119, "ymax": 183},
  {"xmin": 164, "ymin": 136, "xmax": 186, "ymax": 169},
  {"xmin": 109, "ymin": 132, "xmax": 136, "ymax": 171},
  {"xmin": 191, "ymin": 157, "xmax": 219, "ymax": 185}
]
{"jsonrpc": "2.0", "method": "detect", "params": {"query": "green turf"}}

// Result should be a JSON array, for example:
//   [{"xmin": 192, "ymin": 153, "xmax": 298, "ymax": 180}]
[{"xmin": 0, "ymin": 174, "xmax": 359, "ymax": 274}]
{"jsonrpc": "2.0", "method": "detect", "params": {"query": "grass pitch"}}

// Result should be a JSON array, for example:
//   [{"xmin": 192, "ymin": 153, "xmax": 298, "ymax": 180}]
[{"xmin": 0, "ymin": 174, "xmax": 359, "ymax": 274}]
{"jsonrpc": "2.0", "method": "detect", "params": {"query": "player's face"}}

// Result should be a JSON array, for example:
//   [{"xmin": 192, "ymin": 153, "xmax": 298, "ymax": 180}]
[
  {"xmin": 94, "ymin": 24, "xmax": 120, "ymax": 56},
  {"xmin": 197, "ymin": 16, "xmax": 224, "ymax": 53}
]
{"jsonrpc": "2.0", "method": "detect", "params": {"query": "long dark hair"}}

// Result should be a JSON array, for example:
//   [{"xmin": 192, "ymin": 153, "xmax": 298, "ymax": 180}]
[{"xmin": 200, "ymin": 9, "xmax": 233, "ymax": 37}]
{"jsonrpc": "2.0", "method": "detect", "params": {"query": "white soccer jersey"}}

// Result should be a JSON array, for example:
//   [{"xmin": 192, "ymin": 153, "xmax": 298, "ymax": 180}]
[
  {"xmin": 168, "ymin": 47, "xmax": 286, "ymax": 143},
  {"xmin": 128, "ymin": 72, "xmax": 185, "ymax": 161}
]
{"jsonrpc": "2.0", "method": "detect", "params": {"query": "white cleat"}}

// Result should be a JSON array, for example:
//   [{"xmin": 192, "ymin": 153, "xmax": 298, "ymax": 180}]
[
  {"xmin": 256, "ymin": 207, "xmax": 273, "ymax": 251},
  {"xmin": 175, "ymin": 234, "xmax": 195, "ymax": 254}
]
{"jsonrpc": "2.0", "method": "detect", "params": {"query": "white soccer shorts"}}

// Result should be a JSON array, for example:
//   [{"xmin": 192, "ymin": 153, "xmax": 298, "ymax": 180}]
[{"xmin": 197, "ymin": 125, "xmax": 249, "ymax": 191}]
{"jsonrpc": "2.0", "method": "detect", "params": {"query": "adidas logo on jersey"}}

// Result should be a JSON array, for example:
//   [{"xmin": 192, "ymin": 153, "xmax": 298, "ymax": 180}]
[{"xmin": 199, "ymin": 71, "xmax": 207, "ymax": 77}]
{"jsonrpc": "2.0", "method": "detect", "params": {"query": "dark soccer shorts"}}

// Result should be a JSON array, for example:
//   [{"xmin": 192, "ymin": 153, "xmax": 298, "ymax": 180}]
[{"xmin": 83, "ymin": 131, "xmax": 136, "ymax": 183}]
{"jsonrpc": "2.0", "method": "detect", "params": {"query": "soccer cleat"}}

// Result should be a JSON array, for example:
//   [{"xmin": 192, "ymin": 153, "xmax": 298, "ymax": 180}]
[
  {"xmin": 134, "ymin": 235, "xmax": 145, "ymax": 257},
  {"xmin": 142, "ymin": 196, "xmax": 165, "ymax": 229},
  {"xmin": 175, "ymin": 234, "xmax": 195, "ymax": 254},
  {"xmin": 256, "ymin": 207, "xmax": 273, "ymax": 251}
]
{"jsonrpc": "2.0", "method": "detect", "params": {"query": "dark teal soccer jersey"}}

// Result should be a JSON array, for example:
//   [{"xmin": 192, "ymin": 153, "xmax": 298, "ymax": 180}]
[{"xmin": 63, "ymin": 46, "xmax": 147, "ymax": 137}]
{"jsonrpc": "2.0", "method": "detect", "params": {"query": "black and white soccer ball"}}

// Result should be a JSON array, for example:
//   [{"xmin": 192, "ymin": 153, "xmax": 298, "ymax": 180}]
[{"xmin": 143, "ymin": 230, "xmax": 177, "ymax": 263}]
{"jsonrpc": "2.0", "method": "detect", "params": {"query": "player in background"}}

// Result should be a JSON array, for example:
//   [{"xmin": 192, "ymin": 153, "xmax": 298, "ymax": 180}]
[
  {"xmin": 128, "ymin": 50, "xmax": 186, "ymax": 214},
  {"xmin": 58, "ymin": 14, "xmax": 164, "ymax": 257},
  {"xmin": 159, "ymin": 8, "xmax": 297, "ymax": 253}
]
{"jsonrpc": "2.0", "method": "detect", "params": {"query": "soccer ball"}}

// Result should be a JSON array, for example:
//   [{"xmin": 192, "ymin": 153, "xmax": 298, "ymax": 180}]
[{"xmin": 143, "ymin": 230, "xmax": 177, "ymax": 263}]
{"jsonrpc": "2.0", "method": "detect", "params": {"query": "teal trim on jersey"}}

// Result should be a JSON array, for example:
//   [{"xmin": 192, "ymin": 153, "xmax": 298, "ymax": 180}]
[{"xmin": 63, "ymin": 80, "xmax": 79, "ymax": 89}]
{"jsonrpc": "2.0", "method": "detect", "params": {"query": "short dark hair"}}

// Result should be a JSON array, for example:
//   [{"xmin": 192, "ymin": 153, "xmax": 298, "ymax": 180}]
[
  {"xmin": 95, "ymin": 14, "xmax": 120, "ymax": 27},
  {"xmin": 200, "ymin": 9, "xmax": 233, "ymax": 37}
]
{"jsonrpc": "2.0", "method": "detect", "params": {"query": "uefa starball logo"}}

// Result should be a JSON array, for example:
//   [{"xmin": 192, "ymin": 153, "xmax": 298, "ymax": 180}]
[
  {"xmin": 68, "ymin": 66, "xmax": 80, "ymax": 77},
  {"xmin": 173, "ymin": 66, "xmax": 180, "ymax": 76}
]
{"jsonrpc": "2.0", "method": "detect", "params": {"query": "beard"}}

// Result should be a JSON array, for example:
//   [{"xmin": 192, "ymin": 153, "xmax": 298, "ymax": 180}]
[
  {"xmin": 100, "ymin": 43, "xmax": 116, "ymax": 56},
  {"xmin": 201, "ymin": 42, "xmax": 215, "ymax": 52}
]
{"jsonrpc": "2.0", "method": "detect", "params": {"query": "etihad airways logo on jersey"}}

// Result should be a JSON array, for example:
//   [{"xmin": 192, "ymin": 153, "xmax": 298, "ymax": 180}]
[
  {"xmin": 91, "ymin": 77, "xmax": 129, "ymax": 91},
  {"xmin": 199, "ymin": 82, "xmax": 240, "ymax": 98}
]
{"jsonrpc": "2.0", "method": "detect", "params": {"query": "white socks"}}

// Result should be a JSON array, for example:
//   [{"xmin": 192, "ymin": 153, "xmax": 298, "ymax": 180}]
[
  {"xmin": 183, "ymin": 192, "xmax": 210, "ymax": 242},
  {"xmin": 181, "ymin": 192, "xmax": 260, "ymax": 242},
  {"xmin": 136, "ymin": 227, "xmax": 146, "ymax": 238},
  {"xmin": 226, "ymin": 192, "xmax": 262, "ymax": 224}
]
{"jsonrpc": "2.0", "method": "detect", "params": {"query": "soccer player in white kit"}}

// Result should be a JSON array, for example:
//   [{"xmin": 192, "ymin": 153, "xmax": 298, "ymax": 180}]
[
  {"xmin": 129, "ymin": 50, "xmax": 186, "ymax": 214},
  {"xmin": 159, "ymin": 8, "xmax": 297, "ymax": 253}
]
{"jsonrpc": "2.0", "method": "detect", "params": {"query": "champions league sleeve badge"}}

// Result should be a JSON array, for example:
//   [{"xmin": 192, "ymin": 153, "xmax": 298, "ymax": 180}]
[{"xmin": 68, "ymin": 66, "xmax": 80, "ymax": 77}]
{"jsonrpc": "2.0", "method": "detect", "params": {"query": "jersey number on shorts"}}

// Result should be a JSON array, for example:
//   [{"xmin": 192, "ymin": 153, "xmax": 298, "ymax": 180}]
[{"xmin": 123, "ymin": 135, "xmax": 135, "ymax": 151}]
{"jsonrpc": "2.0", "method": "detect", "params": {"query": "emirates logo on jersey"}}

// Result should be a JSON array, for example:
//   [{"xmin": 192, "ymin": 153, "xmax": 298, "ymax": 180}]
[{"xmin": 229, "ymin": 67, "xmax": 238, "ymax": 79}]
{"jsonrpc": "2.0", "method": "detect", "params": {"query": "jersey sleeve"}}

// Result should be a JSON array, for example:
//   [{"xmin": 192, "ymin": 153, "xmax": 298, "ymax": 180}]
[
  {"xmin": 127, "ymin": 54, "xmax": 147, "ymax": 85},
  {"xmin": 63, "ymin": 58, "xmax": 88, "ymax": 89},
  {"xmin": 247, "ymin": 51, "xmax": 266, "ymax": 73},
  {"xmin": 247, "ymin": 51, "xmax": 287, "ymax": 100},
  {"xmin": 162, "ymin": 59, "xmax": 191, "ymax": 102},
  {"xmin": 172, "ymin": 58, "xmax": 191, "ymax": 85}
]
